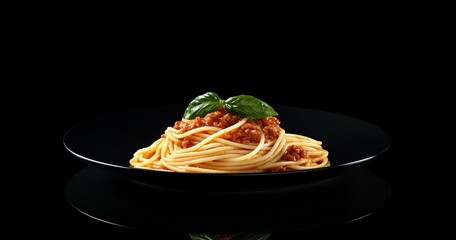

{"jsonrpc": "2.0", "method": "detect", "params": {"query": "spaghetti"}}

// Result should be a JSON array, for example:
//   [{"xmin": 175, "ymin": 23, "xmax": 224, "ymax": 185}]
[{"xmin": 129, "ymin": 104, "xmax": 329, "ymax": 173}]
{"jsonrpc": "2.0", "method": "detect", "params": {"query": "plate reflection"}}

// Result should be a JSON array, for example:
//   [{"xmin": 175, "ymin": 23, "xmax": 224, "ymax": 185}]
[{"xmin": 65, "ymin": 166, "xmax": 390, "ymax": 235}]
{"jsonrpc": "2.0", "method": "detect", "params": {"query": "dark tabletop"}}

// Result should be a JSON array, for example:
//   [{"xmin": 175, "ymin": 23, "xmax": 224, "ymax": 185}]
[{"xmin": 48, "ymin": 70, "xmax": 454, "ymax": 239}]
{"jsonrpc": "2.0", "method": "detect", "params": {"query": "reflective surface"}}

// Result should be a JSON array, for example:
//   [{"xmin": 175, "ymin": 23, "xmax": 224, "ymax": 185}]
[
  {"xmin": 63, "ymin": 104, "xmax": 391, "ymax": 187},
  {"xmin": 65, "ymin": 166, "xmax": 390, "ymax": 234},
  {"xmin": 52, "ymin": 64, "xmax": 455, "ymax": 239},
  {"xmin": 55, "ymin": 85, "xmax": 456, "ymax": 239}
]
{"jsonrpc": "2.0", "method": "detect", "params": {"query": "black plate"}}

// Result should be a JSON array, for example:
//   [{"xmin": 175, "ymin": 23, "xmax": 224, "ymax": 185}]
[{"xmin": 63, "ymin": 104, "xmax": 391, "ymax": 188}]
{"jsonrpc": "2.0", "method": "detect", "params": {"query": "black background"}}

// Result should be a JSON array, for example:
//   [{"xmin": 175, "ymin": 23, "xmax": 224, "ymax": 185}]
[
  {"xmin": 54, "ymin": 76, "xmax": 454, "ymax": 239},
  {"xmin": 26, "ymin": 21, "xmax": 453, "ymax": 238}
]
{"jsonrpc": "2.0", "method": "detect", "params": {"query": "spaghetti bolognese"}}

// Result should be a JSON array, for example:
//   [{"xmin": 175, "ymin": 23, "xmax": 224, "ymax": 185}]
[{"xmin": 129, "ymin": 92, "xmax": 329, "ymax": 173}]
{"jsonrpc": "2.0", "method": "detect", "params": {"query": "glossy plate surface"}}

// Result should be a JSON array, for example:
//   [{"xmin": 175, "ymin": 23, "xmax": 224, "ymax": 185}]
[{"xmin": 63, "ymin": 104, "xmax": 391, "ymax": 188}]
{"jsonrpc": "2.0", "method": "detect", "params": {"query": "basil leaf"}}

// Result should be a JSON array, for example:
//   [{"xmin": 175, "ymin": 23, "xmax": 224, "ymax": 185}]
[
  {"xmin": 188, "ymin": 233, "xmax": 213, "ymax": 240},
  {"xmin": 225, "ymin": 95, "xmax": 278, "ymax": 119},
  {"xmin": 183, "ymin": 92, "xmax": 224, "ymax": 119}
]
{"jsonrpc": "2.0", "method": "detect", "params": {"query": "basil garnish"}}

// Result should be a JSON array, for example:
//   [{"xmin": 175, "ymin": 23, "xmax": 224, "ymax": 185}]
[
  {"xmin": 183, "ymin": 92, "xmax": 224, "ymax": 119},
  {"xmin": 183, "ymin": 92, "xmax": 278, "ymax": 119},
  {"xmin": 225, "ymin": 94, "xmax": 278, "ymax": 119}
]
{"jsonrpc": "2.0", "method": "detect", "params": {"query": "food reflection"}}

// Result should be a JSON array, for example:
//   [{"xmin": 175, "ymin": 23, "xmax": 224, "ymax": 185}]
[
  {"xmin": 189, "ymin": 233, "xmax": 271, "ymax": 240},
  {"xmin": 65, "ymin": 166, "xmax": 390, "ymax": 234}
]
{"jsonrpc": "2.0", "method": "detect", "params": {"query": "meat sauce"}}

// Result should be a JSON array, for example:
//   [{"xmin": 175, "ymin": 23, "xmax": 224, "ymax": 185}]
[{"xmin": 172, "ymin": 107, "xmax": 306, "ymax": 167}]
